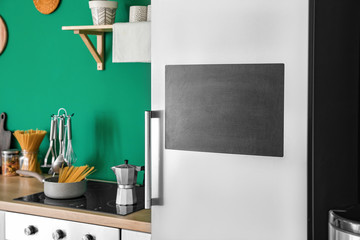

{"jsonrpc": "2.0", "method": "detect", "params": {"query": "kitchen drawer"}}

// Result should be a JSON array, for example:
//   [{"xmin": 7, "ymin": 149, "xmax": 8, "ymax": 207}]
[
  {"xmin": 5, "ymin": 212, "xmax": 120, "ymax": 240},
  {"xmin": 122, "ymin": 229, "xmax": 151, "ymax": 240}
]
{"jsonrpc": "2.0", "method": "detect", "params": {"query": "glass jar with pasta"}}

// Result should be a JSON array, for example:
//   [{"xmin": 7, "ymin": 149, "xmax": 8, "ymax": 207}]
[
  {"xmin": 19, "ymin": 150, "xmax": 42, "ymax": 174},
  {"xmin": 13, "ymin": 130, "xmax": 47, "ymax": 175},
  {"xmin": 2, "ymin": 149, "xmax": 20, "ymax": 176}
]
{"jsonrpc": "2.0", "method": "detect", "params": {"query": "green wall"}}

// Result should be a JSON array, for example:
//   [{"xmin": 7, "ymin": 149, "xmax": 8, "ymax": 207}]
[{"xmin": 0, "ymin": 0, "xmax": 151, "ymax": 183}]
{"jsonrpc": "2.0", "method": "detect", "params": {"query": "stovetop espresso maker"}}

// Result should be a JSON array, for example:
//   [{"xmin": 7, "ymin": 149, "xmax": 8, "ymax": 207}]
[{"xmin": 111, "ymin": 160, "xmax": 144, "ymax": 205}]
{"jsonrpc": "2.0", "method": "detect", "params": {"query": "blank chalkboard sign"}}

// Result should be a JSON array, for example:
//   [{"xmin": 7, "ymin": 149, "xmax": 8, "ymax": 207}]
[{"xmin": 165, "ymin": 64, "xmax": 284, "ymax": 157}]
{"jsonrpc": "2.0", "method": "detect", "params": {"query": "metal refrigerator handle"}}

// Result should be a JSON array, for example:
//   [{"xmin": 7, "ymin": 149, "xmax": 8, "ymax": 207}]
[{"xmin": 145, "ymin": 111, "xmax": 152, "ymax": 209}]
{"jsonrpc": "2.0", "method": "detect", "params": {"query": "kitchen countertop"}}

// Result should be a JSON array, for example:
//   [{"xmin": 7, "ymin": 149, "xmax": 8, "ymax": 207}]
[{"xmin": 0, "ymin": 175, "xmax": 151, "ymax": 233}]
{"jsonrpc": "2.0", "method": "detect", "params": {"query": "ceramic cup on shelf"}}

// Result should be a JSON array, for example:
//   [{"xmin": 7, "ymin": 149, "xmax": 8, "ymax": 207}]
[
  {"xmin": 89, "ymin": 0, "xmax": 118, "ymax": 25},
  {"xmin": 129, "ymin": 6, "xmax": 147, "ymax": 22},
  {"xmin": 147, "ymin": 5, "xmax": 151, "ymax": 22}
]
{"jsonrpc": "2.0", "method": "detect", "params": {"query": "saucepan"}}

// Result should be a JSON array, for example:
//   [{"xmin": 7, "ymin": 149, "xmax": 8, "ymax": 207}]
[{"xmin": 16, "ymin": 170, "xmax": 87, "ymax": 199}]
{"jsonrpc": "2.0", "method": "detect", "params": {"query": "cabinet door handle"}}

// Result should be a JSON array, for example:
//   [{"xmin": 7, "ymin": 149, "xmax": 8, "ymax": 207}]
[{"xmin": 145, "ymin": 111, "xmax": 152, "ymax": 209}]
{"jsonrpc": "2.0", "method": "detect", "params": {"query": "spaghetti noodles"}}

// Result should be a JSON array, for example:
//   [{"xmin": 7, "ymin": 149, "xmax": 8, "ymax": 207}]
[
  {"xmin": 58, "ymin": 165, "xmax": 95, "ymax": 183},
  {"xmin": 13, "ymin": 129, "xmax": 47, "ymax": 174}
]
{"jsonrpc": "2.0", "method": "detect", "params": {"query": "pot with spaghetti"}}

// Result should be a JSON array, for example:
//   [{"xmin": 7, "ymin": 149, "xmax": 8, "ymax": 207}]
[{"xmin": 16, "ymin": 165, "xmax": 95, "ymax": 199}]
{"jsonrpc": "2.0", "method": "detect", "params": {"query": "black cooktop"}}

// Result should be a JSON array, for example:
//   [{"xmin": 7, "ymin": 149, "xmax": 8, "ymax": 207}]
[{"xmin": 14, "ymin": 180, "xmax": 145, "ymax": 216}]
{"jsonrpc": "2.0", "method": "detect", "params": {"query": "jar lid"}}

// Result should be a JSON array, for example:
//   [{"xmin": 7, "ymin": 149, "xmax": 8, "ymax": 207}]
[{"xmin": 2, "ymin": 149, "xmax": 20, "ymax": 155}]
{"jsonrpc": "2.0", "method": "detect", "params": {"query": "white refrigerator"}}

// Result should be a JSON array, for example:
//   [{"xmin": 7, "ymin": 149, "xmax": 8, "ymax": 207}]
[{"xmin": 148, "ymin": 0, "xmax": 309, "ymax": 239}]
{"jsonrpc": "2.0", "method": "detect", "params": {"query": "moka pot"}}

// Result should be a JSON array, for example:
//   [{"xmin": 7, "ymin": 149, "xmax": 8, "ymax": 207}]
[{"xmin": 111, "ymin": 160, "xmax": 144, "ymax": 205}]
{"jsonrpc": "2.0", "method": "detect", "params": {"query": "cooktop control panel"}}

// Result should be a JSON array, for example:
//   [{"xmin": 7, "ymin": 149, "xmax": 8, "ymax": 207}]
[{"xmin": 5, "ymin": 212, "xmax": 120, "ymax": 240}]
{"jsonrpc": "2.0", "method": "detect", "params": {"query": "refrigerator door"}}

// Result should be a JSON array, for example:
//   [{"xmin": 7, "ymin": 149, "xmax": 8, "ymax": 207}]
[{"xmin": 151, "ymin": 0, "xmax": 309, "ymax": 239}]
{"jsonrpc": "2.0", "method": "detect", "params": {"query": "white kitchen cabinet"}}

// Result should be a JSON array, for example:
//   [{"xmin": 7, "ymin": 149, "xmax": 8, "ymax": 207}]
[
  {"xmin": 3, "ymin": 211, "xmax": 151, "ymax": 240},
  {"xmin": 122, "ymin": 229, "xmax": 151, "ymax": 240},
  {"xmin": 5, "ymin": 212, "xmax": 120, "ymax": 240},
  {"xmin": 0, "ymin": 211, "xmax": 5, "ymax": 240}
]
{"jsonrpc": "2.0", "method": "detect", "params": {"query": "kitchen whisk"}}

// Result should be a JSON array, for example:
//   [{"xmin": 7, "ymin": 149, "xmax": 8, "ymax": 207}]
[{"xmin": 65, "ymin": 115, "xmax": 77, "ymax": 167}]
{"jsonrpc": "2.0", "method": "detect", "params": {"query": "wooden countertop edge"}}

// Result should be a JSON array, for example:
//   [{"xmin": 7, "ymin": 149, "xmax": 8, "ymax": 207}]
[{"xmin": 0, "ymin": 200, "xmax": 151, "ymax": 233}]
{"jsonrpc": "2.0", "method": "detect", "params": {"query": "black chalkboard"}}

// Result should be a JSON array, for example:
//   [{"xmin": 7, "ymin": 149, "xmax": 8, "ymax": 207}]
[{"xmin": 165, "ymin": 64, "xmax": 284, "ymax": 157}]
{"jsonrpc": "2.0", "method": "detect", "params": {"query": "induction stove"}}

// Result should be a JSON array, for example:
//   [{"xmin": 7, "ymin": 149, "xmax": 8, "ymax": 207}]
[{"xmin": 14, "ymin": 180, "xmax": 145, "ymax": 216}]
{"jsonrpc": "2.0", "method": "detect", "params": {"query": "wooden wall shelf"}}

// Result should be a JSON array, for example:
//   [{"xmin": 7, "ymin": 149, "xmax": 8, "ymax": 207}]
[{"xmin": 62, "ymin": 25, "xmax": 113, "ymax": 70}]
